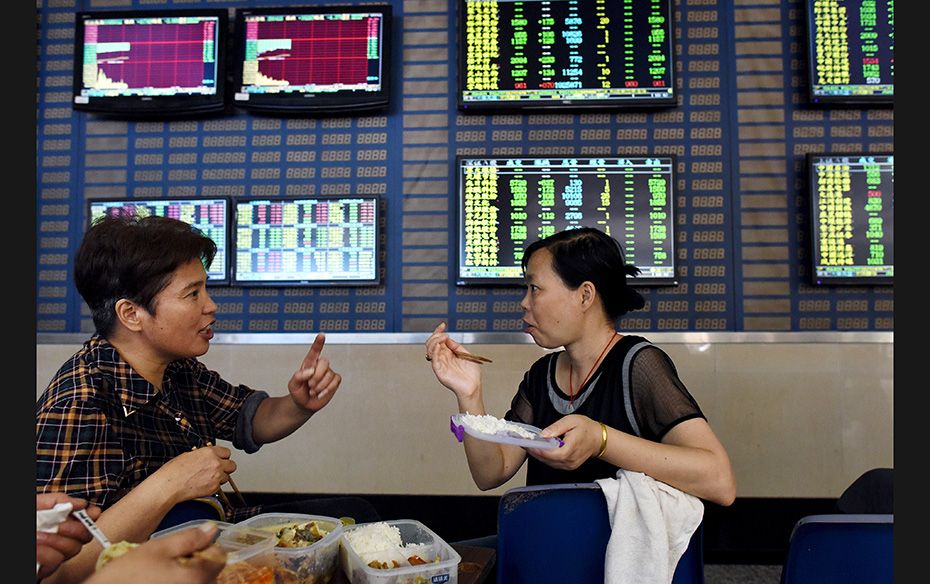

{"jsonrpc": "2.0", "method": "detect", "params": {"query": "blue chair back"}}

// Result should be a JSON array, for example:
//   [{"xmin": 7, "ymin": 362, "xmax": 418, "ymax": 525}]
[
  {"xmin": 497, "ymin": 482, "xmax": 703, "ymax": 584},
  {"xmin": 780, "ymin": 514, "xmax": 893, "ymax": 584},
  {"xmin": 155, "ymin": 497, "xmax": 226, "ymax": 532}
]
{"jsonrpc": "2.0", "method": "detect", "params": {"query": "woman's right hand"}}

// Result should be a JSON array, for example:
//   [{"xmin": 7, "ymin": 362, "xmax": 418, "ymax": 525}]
[
  {"xmin": 425, "ymin": 322, "xmax": 482, "ymax": 400},
  {"xmin": 158, "ymin": 446, "xmax": 238, "ymax": 503}
]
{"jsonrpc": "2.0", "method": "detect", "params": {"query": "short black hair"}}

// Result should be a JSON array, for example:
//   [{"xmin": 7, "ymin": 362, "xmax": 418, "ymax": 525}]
[
  {"xmin": 74, "ymin": 215, "xmax": 217, "ymax": 336},
  {"xmin": 521, "ymin": 227, "xmax": 645, "ymax": 321}
]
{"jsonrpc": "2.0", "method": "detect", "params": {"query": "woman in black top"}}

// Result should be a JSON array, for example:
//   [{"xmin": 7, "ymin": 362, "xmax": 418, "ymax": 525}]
[{"xmin": 426, "ymin": 227, "xmax": 736, "ymax": 506}]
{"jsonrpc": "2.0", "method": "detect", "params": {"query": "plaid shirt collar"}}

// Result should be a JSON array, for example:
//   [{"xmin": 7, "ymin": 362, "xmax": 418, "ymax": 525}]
[{"xmin": 85, "ymin": 334, "xmax": 169, "ymax": 418}]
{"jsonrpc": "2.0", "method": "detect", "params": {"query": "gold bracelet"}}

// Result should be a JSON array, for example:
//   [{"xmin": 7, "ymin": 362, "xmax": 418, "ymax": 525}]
[{"xmin": 596, "ymin": 422, "xmax": 608, "ymax": 459}]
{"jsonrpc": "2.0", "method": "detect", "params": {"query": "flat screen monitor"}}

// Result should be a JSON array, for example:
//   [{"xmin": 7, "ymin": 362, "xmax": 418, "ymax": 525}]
[
  {"xmin": 457, "ymin": 0, "xmax": 676, "ymax": 112},
  {"xmin": 87, "ymin": 197, "xmax": 230, "ymax": 284},
  {"xmin": 233, "ymin": 196, "xmax": 380, "ymax": 286},
  {"xmin": 456, "ymin": 156, "xmax": 677, "ymax": 285},
  {"xmin": 808, "ymin": 153, "xmax": 893, "ymax": 285},
  {"xmin": 231, "ymin": 5, "xmax": 392, "ymax": 115},
  {"xmin": 806, "ymin": 0, "xmax": 894, "ymax": 104},
  {"xmin": 72, "ymin": 9, "xmax": 228, "ymax": 116}
]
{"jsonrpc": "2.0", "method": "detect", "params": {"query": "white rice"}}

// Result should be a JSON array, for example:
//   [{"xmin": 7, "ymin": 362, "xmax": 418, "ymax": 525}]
[
  {"xmin": 460, "ymin": 413, "xmax": 536, "ymax": 439},
  {"xmin": 345, "ymin": 522, "xmax": 433, "ymax": 566},
  {"xmin": 345, "ymin": 522, "xmax": 403, "ymax": 556}
]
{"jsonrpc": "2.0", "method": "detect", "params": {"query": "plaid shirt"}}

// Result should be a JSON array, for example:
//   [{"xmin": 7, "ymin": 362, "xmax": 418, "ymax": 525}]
[{"xmin": 36, "ymin": 334, "xmax": 263, "ymax": 521}]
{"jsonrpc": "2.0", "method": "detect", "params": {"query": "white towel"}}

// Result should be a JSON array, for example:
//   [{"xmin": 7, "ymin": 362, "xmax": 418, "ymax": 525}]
[{"xmin": 595, "ymin": 470, "xmax": 704, "ymax": 584}]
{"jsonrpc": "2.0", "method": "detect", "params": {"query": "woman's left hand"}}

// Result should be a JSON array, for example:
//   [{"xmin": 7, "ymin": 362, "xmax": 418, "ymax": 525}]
[{"xmin": 527, "ymin": 414, "xmax": 603, "ymax": 470}]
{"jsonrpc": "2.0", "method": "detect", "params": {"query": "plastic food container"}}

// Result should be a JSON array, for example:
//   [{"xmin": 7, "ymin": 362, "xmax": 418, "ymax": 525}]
[
  {"xmin": 340, "ymin": 519, "xmax": 461, "ymax": 584},
  {"xmin": 239, "ymin": 512, "xmax": 344, "ymax": 584},
  {"xmin": 151, "ymin": 519, "xmax": 277, "ymax": 584}
]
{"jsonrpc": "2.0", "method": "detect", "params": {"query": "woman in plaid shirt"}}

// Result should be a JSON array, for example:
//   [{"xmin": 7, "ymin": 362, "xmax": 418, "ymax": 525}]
[{"xmin": 37, "ymin": 215, "xmax": 376, "ymax": 584}]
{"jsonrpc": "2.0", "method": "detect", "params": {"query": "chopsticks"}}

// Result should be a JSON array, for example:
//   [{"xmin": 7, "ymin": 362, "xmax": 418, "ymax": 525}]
[
  {"xmin": 194, "ymin": 442, "xmax": 247, "ymax": 507},
  {"xmin": 225, "ymin": 474, "xmax": 246, "ymax": 507},
  {"xmin": 425, "ymin": 350, "xmax": 493, "ymax": 364},
  {"xmin": 453, "ymin": 350, "xmax": 493, "ymax": 364}
]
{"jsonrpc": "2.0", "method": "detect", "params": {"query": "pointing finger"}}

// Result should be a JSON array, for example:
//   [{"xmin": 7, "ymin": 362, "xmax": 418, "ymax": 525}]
[{"xmin": 300, "ymin": 333, "xmax": 327, "ymax": 370}]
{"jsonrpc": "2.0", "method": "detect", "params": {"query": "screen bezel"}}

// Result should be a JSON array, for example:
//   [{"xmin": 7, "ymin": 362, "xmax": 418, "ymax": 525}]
[
  {"xmin": 454, "ymin": 155, "xmax": 679, "ymax": 287},
  {"xmin": 455, "ymin": 0, "xmax": 677, "ymax": 113},
  {"xmin": 72, "ymin": 9, "xmax": 229, "ymax": 117},
  {"xmin": 86, "ymin": 196, "xmax": 232, "ymax": 285},
  {"xmin": 231, "ymin": 195, "xmax": 382, "ymax": 287},
  {"xmin": 804, "ymin": 0, "xmax": 894, "ymax": 106},
  {"xmin": 806, "ymin": 153, "xmax": 894, "ymax": 286},
  {"xmin": 230, "ymin": 4, "xmax": 392, "ymax": 116}
]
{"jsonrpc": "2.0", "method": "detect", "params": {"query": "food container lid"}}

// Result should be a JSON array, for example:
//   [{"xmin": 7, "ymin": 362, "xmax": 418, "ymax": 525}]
[
  {"xmin": 239, "ymin": 512, "xmax": 343, "ymax": 554},
  {"xmin": 151, "ymin": 519, "xmax": 277, "ymax": 564}
]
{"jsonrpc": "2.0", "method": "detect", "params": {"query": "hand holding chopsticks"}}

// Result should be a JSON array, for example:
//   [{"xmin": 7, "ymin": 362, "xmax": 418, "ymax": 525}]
[
  {"xmin": 424, "ymin": 322, "xmax": 493, "ymax": 365},
  {"xmin": 192, "ymin": 442, "xmax": 246, "ymax": 507}
]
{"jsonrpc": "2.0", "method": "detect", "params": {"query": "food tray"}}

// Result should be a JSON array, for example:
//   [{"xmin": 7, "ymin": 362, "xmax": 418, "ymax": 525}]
[{"xmin": 450, "ymin": 413, "xmax": 563, "ymax": 449}]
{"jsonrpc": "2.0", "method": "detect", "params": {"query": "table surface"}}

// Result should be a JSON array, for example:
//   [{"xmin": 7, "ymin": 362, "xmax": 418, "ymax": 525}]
[{"xmin": 330, "ymin": 544, "xmax": 496, "ymax": 584}]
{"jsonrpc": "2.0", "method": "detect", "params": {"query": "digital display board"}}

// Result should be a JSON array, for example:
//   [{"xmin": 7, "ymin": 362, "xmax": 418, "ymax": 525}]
[
  {"xmin": 72, "ymin": 9, "xmax": 227, "ymax": 116},
  {"xmin": 233, "ymin": 197, "xmax": 380, "ymax": 286},
  {"xmin": 458, "ymin": 0, "xmax": 676, "ymax": 111},
  {"xmin": 232, "ymin": 5, "xmax": 391, "ymax": 115},
  {"xmin": 808, "ymin": 153, "xmax": 893, "ymax": 285},
  {"xmin": 456, "ymin": 156, "xmax": 677, "ymax": 285},
  {"xmin": 806, "ymin": 0, "xmax": 894, "ymax": 104}
]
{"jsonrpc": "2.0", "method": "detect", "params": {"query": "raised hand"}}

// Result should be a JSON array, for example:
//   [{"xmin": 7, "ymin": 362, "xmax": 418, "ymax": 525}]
[
  {"xmin": 287, "ymin": 332, "xmax": 342, "ymax": 412},
  {"xmin": 425, "ymin": 322, "xmax": 482, "ymax": 400}
]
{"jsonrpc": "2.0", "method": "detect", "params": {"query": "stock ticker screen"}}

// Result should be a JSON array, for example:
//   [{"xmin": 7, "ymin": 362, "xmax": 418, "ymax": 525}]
[
  {"xmin": 237, "ymin": 11, "xmax": 385, "ymax": 94},
  {"xmin": 806, "ymin": 0, "xmax": 894, "ymax": 103},
  {"xmin": 458, "ymin": 0, "xmax": 676, "ymax": 110},
  {"xmin": 76, "ymin": 13, "xmax": 221, "ymax": 98},
  {"xmin": 233, "ymin": 197, "xmax": 380, "ymax": 286},
  {"xmin": 808, "ymin": 154, "xmax": 893, "ymax": 285},
  {"xmin": 456, "ymin": 156, "xmax": 677, "ymax": 285}
]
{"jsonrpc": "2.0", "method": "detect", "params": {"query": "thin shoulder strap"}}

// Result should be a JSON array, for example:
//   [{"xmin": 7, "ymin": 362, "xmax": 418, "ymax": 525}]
[{"xmin": 621, "ymin": 340, "xmax": 653, "ymax": 438}]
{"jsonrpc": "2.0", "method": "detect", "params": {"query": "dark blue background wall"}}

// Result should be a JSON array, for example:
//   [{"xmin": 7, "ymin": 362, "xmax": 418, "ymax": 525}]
[{"xmin": 36, "ymin": 0, "xmax": 893, "ymax": 334}]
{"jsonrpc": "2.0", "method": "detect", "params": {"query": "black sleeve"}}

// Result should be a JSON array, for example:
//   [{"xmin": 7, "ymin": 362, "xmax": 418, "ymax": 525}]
[
  {"xmin": 630, "ymin": 346, "xmax": 705, "ymax": 441},
  {"xmin": 504, "ymin": 369, "xmax": 535, "ymax": 427}
]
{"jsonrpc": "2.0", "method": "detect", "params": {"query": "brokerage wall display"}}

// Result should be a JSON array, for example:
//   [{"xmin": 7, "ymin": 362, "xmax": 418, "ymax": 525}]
[
  {"xmin": 458, "ymin": 0, "xmax": 675, "ymax": 111},
  {"xmin": 456, "ymin": 156, "xmax": 677, "ymax": 285},
  {"xmin": 808, "ymin": 153, "xmax": 893, "ymax": 285},
  {"xmin": 72, "ymin": 9, "xmax": 227, "ymax": 116},
  {"xmin": 806, "ymin": 0, "xmax": 894, "ymax": 104},
  {"xmin": 232, "ymin": 5, "xmax": 392, "ymax": 115},
  {"xmin": 87, "ymin": 197, "xmax": 230, "ymax": 284},
  {"xmin": 233, "ymin": 197, "xmax": 380, "ymax": 286}
]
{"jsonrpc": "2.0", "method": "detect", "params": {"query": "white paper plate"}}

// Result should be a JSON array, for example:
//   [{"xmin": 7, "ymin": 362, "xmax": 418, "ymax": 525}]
[{"xmin": 450, "ymin": 413, "xmax": 563, "ymax": 449}]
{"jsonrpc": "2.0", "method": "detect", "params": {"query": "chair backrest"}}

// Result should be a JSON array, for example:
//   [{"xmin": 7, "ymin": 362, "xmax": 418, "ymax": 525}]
[
  {"xmin": 780, "ymin": 514, "xmax": 893, "ymax": 584},
  {"xmin": 497, "ymin": 482, "xmax": 703, "ymax": 584},
  {"xmin": 155, "ymin": 497, "xmax": 226, "ymax": 532},
  {"xmin": 837, "ymin": 468, "xmax": 893, "ymax": 514}
]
